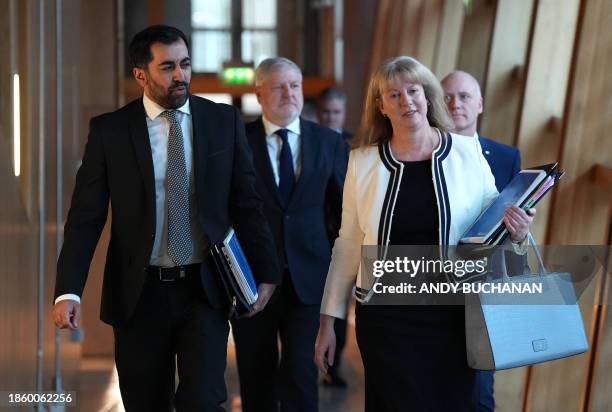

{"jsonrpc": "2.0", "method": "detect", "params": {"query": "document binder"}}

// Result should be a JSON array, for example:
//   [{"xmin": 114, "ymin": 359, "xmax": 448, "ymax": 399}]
[
  {"xmin": 461, "ymin": 163, "xmax": 563, "ymax": 245},
  {"xmin": 210, "ymin": 228, "xmax": 258, "ymax": 318}
]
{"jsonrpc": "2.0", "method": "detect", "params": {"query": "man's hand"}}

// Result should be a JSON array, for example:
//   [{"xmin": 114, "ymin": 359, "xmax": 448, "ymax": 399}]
[
  {"xmin": 247, "ymin": 283, "xmax": 276, "ymax": 317},
  {"xmin": 52, "ymin": 300, "xmax": 81, "ymax": 330}
]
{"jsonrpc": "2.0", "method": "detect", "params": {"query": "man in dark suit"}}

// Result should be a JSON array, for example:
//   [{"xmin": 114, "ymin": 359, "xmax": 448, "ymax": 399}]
[
  {"xmin": 442, "ymin": 70, "xmax": 521, "ymax": 412},
  {"xmin": 52, "ymin": 25, "xmax": 280, "ymax": 412},
  {"xmin": 231, "ymin": 58, "xmax": 348, "ymax": 412}
]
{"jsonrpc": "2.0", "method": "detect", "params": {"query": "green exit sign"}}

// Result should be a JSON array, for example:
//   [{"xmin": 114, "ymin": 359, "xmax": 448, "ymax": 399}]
[{"xmin": 222, "ymin": 67, "xmax": 255, "ymax": 85}]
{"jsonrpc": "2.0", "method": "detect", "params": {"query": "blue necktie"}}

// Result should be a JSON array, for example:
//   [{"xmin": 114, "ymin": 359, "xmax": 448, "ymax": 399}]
[{"xmin": 276, "ymin": 128, "xmax": 295, "ymax": 207}]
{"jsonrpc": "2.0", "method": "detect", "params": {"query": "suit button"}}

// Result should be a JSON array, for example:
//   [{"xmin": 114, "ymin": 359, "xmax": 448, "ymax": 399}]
[
  {"xmin": 285, "ymin": 215, "xmax": 290, "ymax": 220},
  {"xmin": 143, "ymin": 267, "xmax": 147, "ymax": 272},
  {"xmin": 151, "ymin": 233, "xmax": 155, "ymax": 239}
]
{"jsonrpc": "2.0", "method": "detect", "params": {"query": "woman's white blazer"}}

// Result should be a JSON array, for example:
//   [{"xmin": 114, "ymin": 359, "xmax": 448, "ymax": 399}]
[{"xmin": 320, "ymin": 131, "xmax": 500, "ymax": 318}]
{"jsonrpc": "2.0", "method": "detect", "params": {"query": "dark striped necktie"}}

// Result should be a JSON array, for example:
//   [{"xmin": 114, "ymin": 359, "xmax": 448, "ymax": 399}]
[{"xmin": 161, "ymin": 110, "xmax": 192, "ymax": 265}]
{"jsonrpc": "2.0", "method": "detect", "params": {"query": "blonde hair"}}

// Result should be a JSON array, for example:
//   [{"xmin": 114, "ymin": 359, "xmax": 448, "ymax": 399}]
[{"xmin": 357, "ymin": 56, "xmax": 453, "ymax": 147}]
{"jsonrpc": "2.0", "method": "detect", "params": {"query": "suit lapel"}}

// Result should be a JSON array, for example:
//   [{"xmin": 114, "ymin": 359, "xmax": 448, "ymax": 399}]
[
  {"xmin": 251, "ymin": 119, "xmax": 284, "ymax": 208},
  {"xmin": 289, "ymin": 118, "xmax": 316, "ymax": 208},
  {"xmin": 190, "ymin": 96, "xmax": 210, "ymax": 197},
  {"xmin": 478, "ymin": 135, "xmax": 492, "ymax": 157},
  {"xmin": 128, "ymin": 100, "xmax": 156, "ymax": 208}
]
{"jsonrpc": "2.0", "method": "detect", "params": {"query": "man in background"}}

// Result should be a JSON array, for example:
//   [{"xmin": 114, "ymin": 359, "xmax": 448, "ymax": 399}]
[
  {"xmin": 442, "ymin": 70, "xmax": 522, "ymax": 412},
  {"xmin": 442, "ymin": 71, "xmax": 520, "ymax": 191},
  {"xmin": 231, "ymin": 58, "xmax": 348, "ymax": 412},
  {"xmin": 316, "ymin": 86, "xmax": 353, "ymax": 141}
]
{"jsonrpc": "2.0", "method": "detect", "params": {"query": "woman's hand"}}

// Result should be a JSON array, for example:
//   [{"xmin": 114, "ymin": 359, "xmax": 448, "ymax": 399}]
[
  {"xmin": 315, "ymin": 314, "xmax": 337, "ymax": 374},
  {"xmin": 504, "ymin": 205, "xmax": 536, "ymax": 242}
]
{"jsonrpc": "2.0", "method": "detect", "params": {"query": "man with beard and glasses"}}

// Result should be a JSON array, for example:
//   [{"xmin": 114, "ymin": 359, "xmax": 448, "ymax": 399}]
[{"xmin": 52, "ymin": 25, "xmax": 280, "ymax": 411}]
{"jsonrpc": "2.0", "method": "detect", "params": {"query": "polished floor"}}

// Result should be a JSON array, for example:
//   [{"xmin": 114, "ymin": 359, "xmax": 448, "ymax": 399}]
[{"xmin": 77, "ymin": 317, "xmax": 364, "ymax": 412}]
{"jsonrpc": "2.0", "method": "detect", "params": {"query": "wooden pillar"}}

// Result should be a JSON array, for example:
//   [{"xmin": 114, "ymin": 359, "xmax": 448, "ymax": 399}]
[
  {"xmin": 432, "ymin": 0, "xmax": 465, "ymax": 79},
  {"xmin": 514, "ymin": 0, "xmax": 580, "ymax": 242},
  {"xmin": 479, "ymin": 0, "xmax": 534, "ymax": 147},
  {"xmin": 544, "ymin": 0, "xmax": 612, "ymax": 408},
  {"xmin": 456, "ymin": 0, "xmax": 497, "ymax": 90},
  {"xmin": 515, "ymin": 0, "xmax": 585, "ymax": 410},
  {"xmin": 342, "ymin": 0, "xmax": 376, "ymax": 133}
]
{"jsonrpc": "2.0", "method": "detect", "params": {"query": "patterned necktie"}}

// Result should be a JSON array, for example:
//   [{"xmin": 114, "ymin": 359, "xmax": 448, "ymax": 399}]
[
  {"xmin": 276, "ymin": 128, "xmax": 295, "ymax": 207},
  {"xmin": 161, "ymin": 110, "xmax": 192, "ymax": 265}
]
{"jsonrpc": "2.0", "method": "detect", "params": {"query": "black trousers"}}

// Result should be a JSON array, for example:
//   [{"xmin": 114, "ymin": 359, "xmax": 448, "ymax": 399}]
[
  {"xmin": 113, "ymin": 270, "xmax": 229, "ymax": 412},
  {"xmin": 355, "ymin": 304, "xmax": 479, "ymax": 412},
  {"xmin": 232, "ymin": 278, "xmax": 320, "ymax": 412}
]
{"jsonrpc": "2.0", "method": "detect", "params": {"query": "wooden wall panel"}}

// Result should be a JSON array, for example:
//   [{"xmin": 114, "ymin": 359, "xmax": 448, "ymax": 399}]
[
  {"xmin": 432, "ymin": 0, "xmax": 464, "ymax": 79},
  {"xmin": 456, "ymin": 0, "xmax": 496, "ymax": 89},
  {"xmin": 494, "ymin": 368, "xmax": 529, "ymax": 412},
  {"xmin": 367, "ymin": 0, "xmax": 396, "ymax": 77},
  {"xmin": 545, "ymin": 0, "xmax": 612, "ymax": 409},
  {"xmin": 518, "ymin": 0, "xmax": 606, "ymax": 410},
  {"xmin": 547, "ymin": 0, "xmax": 612, "ymax": 246},
  {"xmin": 342, "ymin": 0, "xmax": 376, "ymax": 133},
  {"xmin": 412, "ymin": 0, "xmax": 444, "ymax": 68},
  {"xmin": 591, "ymin": 275, "xmax": 612, "ymax": 411},
  {"xmin": 369, "ymin": 0, "xmax": 445, "ymax": 76},
  {"xmin": 479, "ymin": 0, "xmax": 534, "ymax": 147},
  {"xmin": 526, "ymin": 286, "xmax": 598, "ymax": 412},
  {"xmin": 514, "ymin": 0, "xmax": 580, "ymax": 242}
]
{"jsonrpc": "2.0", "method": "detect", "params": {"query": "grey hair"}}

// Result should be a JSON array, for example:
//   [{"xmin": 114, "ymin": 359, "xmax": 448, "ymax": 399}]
[{"xmin": 255, "ymin": 57, "xmax": 303, "ymax": 86}]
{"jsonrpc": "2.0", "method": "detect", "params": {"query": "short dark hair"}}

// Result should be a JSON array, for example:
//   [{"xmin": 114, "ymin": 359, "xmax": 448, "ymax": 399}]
[
  {"xmin": 317, "ymin": 87, "xmax": 346, "ymax": 104},
  {"xmin": 128, "ymin": 25, "xmax": 189, "ymax": 69}
]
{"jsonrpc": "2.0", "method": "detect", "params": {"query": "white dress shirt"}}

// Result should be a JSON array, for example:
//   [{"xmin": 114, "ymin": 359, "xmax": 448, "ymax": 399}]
[
  {"xmin": 55, "ymin": 94, "xmax": 205, "ymax": 304},
  {"xmin": 262, "ymin": 116, "xmax": 302, "ymax": 184},
  {"xmin": 143, "ymin": 94, "xmax": 206, "ymax": 267}
]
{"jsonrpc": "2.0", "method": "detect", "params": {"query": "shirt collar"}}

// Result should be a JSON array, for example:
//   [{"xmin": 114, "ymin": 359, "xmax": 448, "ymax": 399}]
[
  {"xmin": 143, "ymin": 93, "xmax": 191, "ymax": 120},
  {"xmin": 262, "ymin": 116, "xmax": 301, "ymax": 137}
]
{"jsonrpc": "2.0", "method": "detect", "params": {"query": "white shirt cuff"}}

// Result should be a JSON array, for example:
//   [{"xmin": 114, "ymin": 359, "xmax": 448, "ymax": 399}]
[{"xmin": 54, "ymin": 294, "xmax": 81, "ymax": 305}]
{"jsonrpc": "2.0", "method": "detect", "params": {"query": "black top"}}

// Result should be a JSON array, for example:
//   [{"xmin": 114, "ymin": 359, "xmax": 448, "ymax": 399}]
[{"xmin": 389, "ymin": 159, "xmax": 439, "ymax": 245}]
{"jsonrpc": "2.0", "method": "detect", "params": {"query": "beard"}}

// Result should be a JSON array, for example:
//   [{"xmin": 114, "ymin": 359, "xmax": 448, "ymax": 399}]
[{"xmin": 148, "ymin": 77, "xmax": 190, "ymax": 109}]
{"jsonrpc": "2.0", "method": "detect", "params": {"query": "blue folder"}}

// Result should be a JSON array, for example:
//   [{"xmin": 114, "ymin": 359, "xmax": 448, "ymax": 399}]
[{"xmin": 210, "ymin": 228, "xmax": 258, "ymax": 318}]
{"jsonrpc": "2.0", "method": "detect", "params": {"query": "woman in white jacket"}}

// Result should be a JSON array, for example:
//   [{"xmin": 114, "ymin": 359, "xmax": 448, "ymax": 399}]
[{"xmin": 314, "ymin": 56, "xmax": 534, "ymax": 411}]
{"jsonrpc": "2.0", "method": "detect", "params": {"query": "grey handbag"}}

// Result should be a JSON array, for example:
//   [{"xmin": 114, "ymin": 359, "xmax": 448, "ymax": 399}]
[{"xmin": 465, "ymin": 234, "xmax": 589, "ymax": 370}]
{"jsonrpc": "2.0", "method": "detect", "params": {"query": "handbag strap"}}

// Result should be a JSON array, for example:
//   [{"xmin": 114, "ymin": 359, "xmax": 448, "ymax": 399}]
[
  {"xmin": 499, "ymin": 233, "xmax": 546, "ymax": 281},
  {"xmin": 528, "ymin": 233, "xmax": 548, "ymax": 275}
]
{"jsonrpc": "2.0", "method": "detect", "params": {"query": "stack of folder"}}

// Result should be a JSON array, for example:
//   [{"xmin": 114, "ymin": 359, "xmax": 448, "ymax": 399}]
[
  {"xmin": 211, "ymin": 228, "xmax": 258, "ymax": 317},
  {"xmin": 461, "ymin": 163, "xmax": 564, "ymax": 245}
]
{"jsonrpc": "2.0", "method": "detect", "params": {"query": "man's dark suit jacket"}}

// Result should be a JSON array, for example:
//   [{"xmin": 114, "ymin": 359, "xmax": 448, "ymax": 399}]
[
  {"xmin": 341, "ymin": 130, "xmax": 353, "ymax": 141},
  {"xmin": 479, "ymin": 135, "xmax": 521, "ymax": 190},
  {"xmin": 55, "ymin": 96, "xmax": 280, "ymax": 326},
  {"xmin": 246, "ymin": 118, "xmax": 348, "ymax": 304}
]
